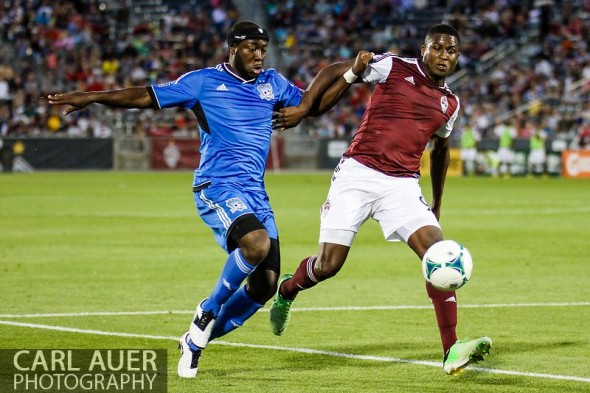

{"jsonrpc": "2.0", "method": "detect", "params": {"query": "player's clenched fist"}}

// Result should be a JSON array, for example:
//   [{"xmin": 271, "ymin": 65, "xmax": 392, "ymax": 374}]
[{"xmin": 351, "ymin": 50, "xmax": 374, "ymax": 77}]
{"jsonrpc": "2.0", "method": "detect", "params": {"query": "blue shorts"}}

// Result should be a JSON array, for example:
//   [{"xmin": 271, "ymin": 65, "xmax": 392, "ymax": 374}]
[{"xmin": 194, "ymin": 183, "xmax": 278, "ymax": 253}]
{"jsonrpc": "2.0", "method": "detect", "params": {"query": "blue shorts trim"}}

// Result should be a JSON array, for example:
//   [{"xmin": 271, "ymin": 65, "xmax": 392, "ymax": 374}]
[{"xmin": 194, "ymin": 184, "xmax": 278, "ymax": 253}]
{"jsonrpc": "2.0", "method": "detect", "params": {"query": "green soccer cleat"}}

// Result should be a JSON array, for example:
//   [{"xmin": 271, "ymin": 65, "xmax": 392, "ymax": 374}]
[
  {"xmin": 269, "ymin": 273, "xmax": 294, "ymax": 336},
  {"xmin": 443, "ymin": 336, "xmax": 492, "ymax": 375}
]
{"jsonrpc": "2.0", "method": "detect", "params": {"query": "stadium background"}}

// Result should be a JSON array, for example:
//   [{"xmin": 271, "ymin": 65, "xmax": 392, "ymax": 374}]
[{"xmin": 0, "ymin": 0, "xmax": 589, "ymax": 177}]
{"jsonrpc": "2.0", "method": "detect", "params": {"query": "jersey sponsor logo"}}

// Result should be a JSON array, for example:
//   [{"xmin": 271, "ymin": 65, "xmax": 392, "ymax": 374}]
[
  {"xmin": 216, "ymin": 84, "xmax": 228, "ymax": 91},
  {"xmin": 404, "ymin": 76, "xmax": 415, "ymax": 85},
  {"xmin": 257, "ymin": 83, "xmax": 275, "ymax": 101},
  {"xmin": 440, "ymin": 96, "xmax": 448, "ymax": 113},
  {"xmin": 226, "ymin": 197, "xmax": 247, "ymax": 213}
]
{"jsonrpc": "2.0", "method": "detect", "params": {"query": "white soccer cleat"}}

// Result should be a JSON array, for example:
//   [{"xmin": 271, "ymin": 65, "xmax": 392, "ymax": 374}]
[
  {"xmin": 189, "ymin": 299, "xmax": 216, "ymax": 349},
  {"xmin": 177, "ymin": 332, "xmax": 201, "ymax": 378}
]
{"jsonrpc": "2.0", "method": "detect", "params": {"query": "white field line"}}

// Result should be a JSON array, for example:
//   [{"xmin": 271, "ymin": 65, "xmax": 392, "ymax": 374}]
[
  {"xmin": 0, "ymin": 319, "xmax": 588, "ymax": 384},
  {"xmin": 0, "ymin": 302, "xmax": 589, "ymax": 319}
]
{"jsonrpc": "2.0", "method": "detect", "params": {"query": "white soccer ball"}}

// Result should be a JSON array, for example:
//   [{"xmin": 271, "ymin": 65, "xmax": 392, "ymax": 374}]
[{"xmin": 422, "ymin": 240, "xmax": 473, "ymax": 291}]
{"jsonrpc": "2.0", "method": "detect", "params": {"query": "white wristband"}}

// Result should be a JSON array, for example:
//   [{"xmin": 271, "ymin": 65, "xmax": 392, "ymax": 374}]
[{"xmin": 343, "ymin": 68, "xmax": 358, "ymax": 84}]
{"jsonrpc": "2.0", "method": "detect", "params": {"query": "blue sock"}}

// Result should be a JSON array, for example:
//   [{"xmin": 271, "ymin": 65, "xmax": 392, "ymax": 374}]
[
  {"xmin": 202, "ymin": 249, "xmax": 255, "ymax": 316},
  {"xmin": 210, "ymin": 286, "xmax": 263, "ymax": 341}
]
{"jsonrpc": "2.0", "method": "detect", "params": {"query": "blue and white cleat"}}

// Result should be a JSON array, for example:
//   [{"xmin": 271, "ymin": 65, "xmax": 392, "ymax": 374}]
[{"xmin": 177, "ymin": 332, "xmax": 202, "ymax": 378}]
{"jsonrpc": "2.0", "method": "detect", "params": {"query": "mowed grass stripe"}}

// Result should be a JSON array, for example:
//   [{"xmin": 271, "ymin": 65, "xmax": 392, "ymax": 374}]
[
  {"xmin": 0, "ymin": 301, "xmax": 589, "ymax": 318},
  {"xmin": 1, "ymin": 319, "xmax": 589, "ymax": 384}
]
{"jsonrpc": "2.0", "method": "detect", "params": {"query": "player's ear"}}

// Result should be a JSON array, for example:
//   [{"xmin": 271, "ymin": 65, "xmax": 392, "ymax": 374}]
[{"xmin": 420, "ymin": 44, "xmax": 426, "ymax": 58}]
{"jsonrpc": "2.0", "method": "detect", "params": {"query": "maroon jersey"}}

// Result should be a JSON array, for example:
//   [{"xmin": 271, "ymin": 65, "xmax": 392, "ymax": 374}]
[{"xmin": 344, "ymin": 53, "xmax": 460, "ymax": 177}]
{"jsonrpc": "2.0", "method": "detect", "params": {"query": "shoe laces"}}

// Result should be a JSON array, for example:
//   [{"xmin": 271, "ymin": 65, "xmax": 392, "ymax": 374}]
[
  {"xmin": 190, "ymin": 349, "xmax": 201, "ymax": 369},
  {"xmin": 277, "ymin": 296, "xmax": 292, "ymax": 316}
]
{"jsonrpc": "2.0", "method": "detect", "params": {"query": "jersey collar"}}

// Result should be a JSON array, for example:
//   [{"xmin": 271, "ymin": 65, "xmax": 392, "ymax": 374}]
[
  {"xmin": 223, "ymin": 63, "xmax": 258, "ymax": 84},
  {"xmin": 417, "ymin": 59, "xmax": 451, "ymax": 91}
]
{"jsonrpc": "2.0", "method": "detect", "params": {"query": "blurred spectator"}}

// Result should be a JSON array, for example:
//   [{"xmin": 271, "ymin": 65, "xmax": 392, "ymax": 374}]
[
  {"xmin": 2, "ymin": 0, "xmax": 589, "ymax": 151},
  {"xmin": 460, "ymin": 122, "xmax": 480, "ymax": 176},
  {"xmin": 528, "ymin": 128, "xmax": 547, "ymax": 176},
  {"xmin": 494, "ymin": 119, "xmax": 518, "ymax": 177},
  {"xmin": 570, "ymin": 122, "xmax": 590, "ymax": 150}
]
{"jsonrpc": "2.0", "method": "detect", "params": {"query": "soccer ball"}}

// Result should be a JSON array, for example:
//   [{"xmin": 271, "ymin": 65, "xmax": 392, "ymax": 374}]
[{"xmin": 422, "ymin": 240, "xmax": 473, "ymax": 291}]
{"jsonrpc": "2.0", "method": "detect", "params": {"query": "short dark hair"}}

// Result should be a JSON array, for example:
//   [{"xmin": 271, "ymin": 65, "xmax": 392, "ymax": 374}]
[
  {"xmin": 425, "ymin": 24, "xmax": 460, "ymax": 45},
  {"xmin": 227, "ymin": 21, "xmax": 269, "ymax": 46}
]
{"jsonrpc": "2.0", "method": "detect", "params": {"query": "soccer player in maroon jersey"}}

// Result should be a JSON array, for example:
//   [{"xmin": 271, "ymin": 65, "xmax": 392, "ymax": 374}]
[{"xmin": 270, "ymin": 24, "xmax": 492, "ymax": 375}]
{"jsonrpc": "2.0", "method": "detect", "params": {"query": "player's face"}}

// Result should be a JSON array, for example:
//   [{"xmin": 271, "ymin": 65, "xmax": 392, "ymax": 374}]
[
  {"xmin": 231, "ymin": 39, "xmax": 268, "ymax": 80},
  {"xmin": 420, "ymin": 33, "xmax": 460, "ymax": 85}
]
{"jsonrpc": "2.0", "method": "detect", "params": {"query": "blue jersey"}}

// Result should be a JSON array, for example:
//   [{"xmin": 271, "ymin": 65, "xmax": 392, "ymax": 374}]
[{"xmin": 148, "ymin": 63, "xmax": 302, "ymax": 188}]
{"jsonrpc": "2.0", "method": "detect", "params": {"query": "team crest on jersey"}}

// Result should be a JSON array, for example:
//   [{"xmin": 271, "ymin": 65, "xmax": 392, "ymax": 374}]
[
  {"xmin": 257, "ymin": 83, "xmax": 274, "ymax": 101},
  {"xmin": 440, "ymin": 96, "xmax": 448, "ymax": 113},
  {"xmin": 226, "ymin": 197, "xmax": 247, "ymax": 213}
]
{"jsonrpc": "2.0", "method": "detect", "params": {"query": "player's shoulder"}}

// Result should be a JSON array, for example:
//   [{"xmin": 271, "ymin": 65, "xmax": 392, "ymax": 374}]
[
  {"xmin": 370, "ymin": 52, "xmax": 395, "ymax": 63},
  {"xmin": 165, "ymin": 67, "xmax": 214, "ymax": 85},
  {"xmin": 260, "ymin": 68, "xmax": 296, "ymax": 86},
  {"xmin": 191, "ymin": 64, "xmax": 225, "ymax": 77},
  {"xmin": 371, "ymin": 52, "xmax": 417, "ymax": 65},
  {"xmin": 262, "ymin": 68, "xmax": 287, "ymax": 80},
  {"xmin": 188, "ymin": 64, "xmax": 226, "ymax": 76},
  {"xmin": 263, "ymin": 67, "xmax": 280, "ymax": 76},
  {"xmin": 370, "ymin": 53, "xmax": 421, "ymax": 76}
]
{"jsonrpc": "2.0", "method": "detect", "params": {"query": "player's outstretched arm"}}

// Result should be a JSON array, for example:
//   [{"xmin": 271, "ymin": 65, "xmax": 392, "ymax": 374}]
[
  {"xmin": 46, "ymin": 87, "xmax": 154, "ymax": 115},
  {"xmin": 430, "ymin": 135, "xmax": 451, "ymax": 220},
  {"xmin": 312, "ymin": 50, "xmax": 373, "ymax": 116},
  {"xmin": 273, "ymin": 51, "xmax": 373, "ymax": 130}
]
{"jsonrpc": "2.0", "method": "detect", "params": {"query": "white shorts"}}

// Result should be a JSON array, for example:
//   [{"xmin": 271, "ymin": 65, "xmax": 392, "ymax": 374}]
[
  {"xmin": 461, "ymin": 148, "xmax": 477, "ymax": 161},
  {"xmin": 528, "ymin": 149, "xmax": 546, "ymax": 165},
  {"xmin": 319, "ymin": 157, "xmax": 440, "ymax": 246},
  {"xmin": 497, "ymin": 147, "xmax": 515, "ymax": 164}
]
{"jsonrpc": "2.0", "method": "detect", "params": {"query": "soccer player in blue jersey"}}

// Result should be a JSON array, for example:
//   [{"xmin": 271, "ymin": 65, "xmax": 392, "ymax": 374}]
[{"xmin": 46, "ymin": 20, "xmax": 313, "ymax": 378}]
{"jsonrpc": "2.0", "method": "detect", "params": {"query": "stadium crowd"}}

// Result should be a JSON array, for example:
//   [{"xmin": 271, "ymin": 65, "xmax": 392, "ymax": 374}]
[
  {"xmin": 0, "ymin": 0, "xmax": 238, "ymax": 138},
  {"xmin": 1, "ymin": 0, "xmax": 589, "ymax": 156},
  {"xmin": 263, "ymin": 0, "xmax": 590, "ymax": 146}
]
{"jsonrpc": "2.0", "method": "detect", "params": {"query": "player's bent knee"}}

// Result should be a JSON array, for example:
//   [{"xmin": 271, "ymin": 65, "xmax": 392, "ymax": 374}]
[
  {"xmin": 239, "ymin": 231, "xmax": 271, "ymax": 264},
  {"xmin": 229, "ymin": 214, "xmax": 270, "ymax": 264},
  {"xmin": 246, "ymin": 244, "xmax": 280, "ymax": 303},
  {"xmin": 313, "ymin": 243, "xmax": 349, "ymax": 280},
  {"xmin": 314, "ymin": 256, "xmax": 344, "ymax": 280},
  {"xmin": 408, "ymin": 226, "xmax": 443, "ymax": 259}
]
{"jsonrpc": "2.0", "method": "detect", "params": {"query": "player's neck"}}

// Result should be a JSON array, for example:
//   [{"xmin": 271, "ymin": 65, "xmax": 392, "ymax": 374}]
[
  {"xmin": 427, "ymin": 72, "xmax": 445, "ymax": 87},
  {"xmin": 226, "ymin": 62, "xmax": 252, "ymax": 81}
]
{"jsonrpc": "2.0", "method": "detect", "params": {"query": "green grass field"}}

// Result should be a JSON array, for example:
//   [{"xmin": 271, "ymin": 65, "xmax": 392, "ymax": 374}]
[{"xmin": 1, "ymin": 171, "xmax": 589, "ymax": 392}]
